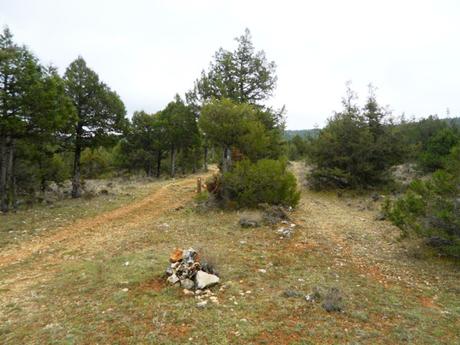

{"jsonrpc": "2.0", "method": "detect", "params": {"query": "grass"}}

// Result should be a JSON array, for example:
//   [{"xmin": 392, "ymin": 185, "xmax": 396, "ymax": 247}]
[
  {"xmin": 1, "ymin": 168, "xmax": 459, "ymax": 344},
  {"xmin": 0, "ymin": 177, "xmax": 161, "ymax": 249}
]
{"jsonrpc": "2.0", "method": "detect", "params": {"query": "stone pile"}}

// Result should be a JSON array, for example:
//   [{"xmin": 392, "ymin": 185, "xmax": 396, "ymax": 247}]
[
  {"xmin": 165, "ymin": 248, "xmax": 220, "ymax": 292},
  {"xmin": 276, "ymin": 221, "xmax": 297, "ymax": 239}
]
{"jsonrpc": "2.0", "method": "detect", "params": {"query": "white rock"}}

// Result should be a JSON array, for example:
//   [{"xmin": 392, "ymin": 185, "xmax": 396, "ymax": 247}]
[
  {"xmin": 196, "ymin": 300, "xmax": 208, "ymax": 308},
  {"xmin": 180, "ymin": 278, "xmax": 195, "ymax": 290},
  {"xmin": 167, "ymin": 274, "xmax": 179, "ymax": 284},
  {"xmin": 258, "ymin": 269, "xmax": 267, "ymax": 273},
  {"xmin": 195, "ymin": 271, "xmax": 220, "ymax": 289}
]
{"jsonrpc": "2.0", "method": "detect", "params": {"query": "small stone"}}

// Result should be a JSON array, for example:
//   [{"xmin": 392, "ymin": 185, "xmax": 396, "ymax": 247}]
[
  {"xmin": 124, "ymin": 261, "xmax": 129, "ymax": 266},
  {"xmin": 121, "ymin": 288, "xmax": 129, "ymax": 292},
  {"xmin": 169, "ymin": 248, "xmax": 183, "ymax": 263},
  {"xmin": 239, "ymin": 218, "xmax": 260, "ymax": 228},
  {"xmin": 181, "ymin": 278, "xmax": 195, "ymax": 290},
  {"xmin": 167, "ymin": 274, "xmax": 179, "ymax": 284},
  {"xmin": 239, "ymin": 211, "xmax": 263, "ymax": 228},
  {"xmin": 196, "ymin": 300, "xmax": 208, "ymax": 308},
  {"xmin": 195, "ymin": 271, "xmax": 220, "ymax": 290},
  {"xmin": 258, "ymin": 269, "xmax": 267, "ymax": 273},
  {"xmin": 374, "ymin": 213, "xmax": 386, "ymax": 221},
  {"xmin": 195, "ymin": 289, "xmax": 203, "ymax": 295},
  {"xmin": 183, "ymin": 248, "xmax": 198, "ymax": 265},
  {"xmin": 183, "ymin": 289, "xmax": 194, "ymax": 296},
  {"xmin": 277, "ymin": 227, "xmax": 294, "ymax": 238}
]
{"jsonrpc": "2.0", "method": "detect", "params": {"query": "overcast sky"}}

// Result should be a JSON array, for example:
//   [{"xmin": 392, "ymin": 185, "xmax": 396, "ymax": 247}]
[{"xmin": 1, "ymin": 0, "xmax": 459, "ymax": 129}]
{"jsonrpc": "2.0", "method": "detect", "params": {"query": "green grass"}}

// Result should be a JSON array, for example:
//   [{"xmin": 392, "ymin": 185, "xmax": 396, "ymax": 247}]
[{"xmin": 1, "ymin": 173, "xmax": 459, "ymax": 344}]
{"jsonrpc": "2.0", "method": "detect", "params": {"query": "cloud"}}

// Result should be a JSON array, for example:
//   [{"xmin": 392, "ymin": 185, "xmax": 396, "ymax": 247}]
[{"xmin": 2, "ymin": 0, "xmax": 460, "ymax": 129}]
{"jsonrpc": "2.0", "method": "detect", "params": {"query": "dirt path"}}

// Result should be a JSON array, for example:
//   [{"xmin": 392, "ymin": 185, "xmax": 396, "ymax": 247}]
[
  {"xmin": 0, "ymin": 174, "xmax": 206, "ymax": 306},
  {"xmin": 290, "ymin": 161, "xmax": 457, "ymax": 297}
]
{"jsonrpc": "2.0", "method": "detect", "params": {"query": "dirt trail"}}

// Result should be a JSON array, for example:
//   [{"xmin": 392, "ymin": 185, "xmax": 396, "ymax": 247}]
[
  {"xmin": 0, "ymin": 174, "xmax": 206, "ymax": 306},
  {"xmin": 290, "ymin": 161, "xmax": 451, "ymax": 295}
]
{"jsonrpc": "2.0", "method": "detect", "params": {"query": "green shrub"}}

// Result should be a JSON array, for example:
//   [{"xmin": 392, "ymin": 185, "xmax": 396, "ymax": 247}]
[
  {"xmin": 385, "ymin": 146, "xmax": 460, "ymax": 257},
  {"xmin": 307, "ymin": 87, "xmax": 405, "ymax": 189},
  {"xmin": 221, "ymin": 159, "xmax": 300, "ymax": 208},
  {"xmin": 194, "ymin": 191, "xmax": 210, "ymax": 203},
  {"xmin": 46, "ymin": 154, "xmax": 70, "ymax": 184},
  {"xmin": 417, "ymin": 127, "xmax": 459, "ymax": 172},
  {"xmin": 81, "ymin": 147, "xmax": 114, "ymax": 178}
]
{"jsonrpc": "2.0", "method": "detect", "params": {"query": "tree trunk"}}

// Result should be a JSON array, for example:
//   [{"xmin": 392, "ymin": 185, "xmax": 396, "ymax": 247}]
[
  {"xmin": 72, "ymin": 128, "xmax": 83, "ymax": 198},
  {"xmin": 156, "ymin": 149, "xmax": 162, "ymax": 178},
  {"xmin": 181, "ymin": 149, "xmax": 186, "ymax": 175},
  {"xmin": 146, "ymin": 160, "xmax": 153, "ymax": 177},
  {"xmin": 192, "ymin": 149, "xmax": 197, "ymax": 174},
  {"xmin": 12, "ymin": 169, "xmax": 17, "ymax": 211},
  {"xmin": 222, "ymin": 146, "xmax": 232, "ymax": 173},
  {"xmin": 7, "ymin": 138, "xmax": 15, "ymax": 209},
  {"xmin": 0, "ymin": 135, "xmax": 9, "ymax": 212},
  {"xmin": 203, "ymin": 145, "xmax": 208, "ymax": 172},
  {"xmin": 170, "ymin": 146, "xmax": 176, "ymax": 178}
]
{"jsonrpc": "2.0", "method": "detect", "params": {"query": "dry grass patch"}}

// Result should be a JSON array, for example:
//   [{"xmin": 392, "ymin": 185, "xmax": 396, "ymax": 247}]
[{"xmin": 1, "ymin": 166, "xmax": 459, "ymax": 344}]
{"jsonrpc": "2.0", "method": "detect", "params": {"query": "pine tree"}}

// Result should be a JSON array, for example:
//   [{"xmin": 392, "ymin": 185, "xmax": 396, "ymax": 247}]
[
  {"xmin": 64, "ymin": 57, "xmax": 126, "ymax": 198},
  {"xmin": 0, "ymin": 28, "xmax": 74, "ymax": 211},
  {"xmin": 160, "ymin": 95, "xmax": 200, "ymax": 177},
  {"xmin": 186, "ymin": 29, "xmax": 277, "ymax": 106}
]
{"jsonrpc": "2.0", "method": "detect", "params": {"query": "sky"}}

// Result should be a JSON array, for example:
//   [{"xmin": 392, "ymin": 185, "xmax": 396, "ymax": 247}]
[{"xmin": 1, "ymin": 0, "xmax": 460, "ymax": 129}]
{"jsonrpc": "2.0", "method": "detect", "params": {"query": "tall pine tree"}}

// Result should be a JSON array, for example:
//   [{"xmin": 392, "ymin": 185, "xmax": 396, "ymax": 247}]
[
  {"xmin": 0, "ymin": 28, "xmax": 74, "ymax": 211},
  {"xmin": 64, "ymin": 57, "xmax": 126, "ymax": 198}
]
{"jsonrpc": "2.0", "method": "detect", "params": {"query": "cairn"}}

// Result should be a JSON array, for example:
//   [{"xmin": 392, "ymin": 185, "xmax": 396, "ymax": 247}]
[{"xmin": 165, "ymin": 248, "xmax": 220, "ymax": 291}]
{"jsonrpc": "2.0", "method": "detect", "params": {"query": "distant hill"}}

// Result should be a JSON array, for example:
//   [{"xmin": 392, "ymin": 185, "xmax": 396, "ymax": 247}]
[
  {"xmin": 445, "ymin": 117, "xmax": 460, "ymax": 126},
  {"xmin": 284, "ymin": 117, "xmax": 460, "ymax": 141},
  {"xmin": 284, "ymin": 129, "xmax": 320, "ymax": 140}
]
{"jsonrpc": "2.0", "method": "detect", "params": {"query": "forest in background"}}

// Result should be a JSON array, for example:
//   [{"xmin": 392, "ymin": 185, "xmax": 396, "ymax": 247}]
[{"xmin": 1, "ymin": 26, "xmax": 459, "ymax": 257}]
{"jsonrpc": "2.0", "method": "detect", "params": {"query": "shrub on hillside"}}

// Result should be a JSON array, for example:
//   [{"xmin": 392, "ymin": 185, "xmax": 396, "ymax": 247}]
[
  {"xmin": 221, "ymin": 159, "xmax": 300, "ymax": 208},
  {"xmin": 384, "ymin": 145, "xmax": 460, "ymax": 257},
  {"xmin": 417, "ymin": 127, "xmax": 460, "ymax": 172},
  {"xmin": 307, "ymin": 86, "xmax": 405, "ymax": 189}
]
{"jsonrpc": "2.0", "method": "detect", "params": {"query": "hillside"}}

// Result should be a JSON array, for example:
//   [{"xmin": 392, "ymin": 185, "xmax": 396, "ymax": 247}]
[
  {"xmin": 1, "ymin": 164, "xmax": 459, "ymax": 344},
  {"xmin": 285, "ymin": 116, "xmax": 460, "ymax": 141},
  {"xmin": 284, "ymin": 128, "xmax": 320, "ymax": 140}
]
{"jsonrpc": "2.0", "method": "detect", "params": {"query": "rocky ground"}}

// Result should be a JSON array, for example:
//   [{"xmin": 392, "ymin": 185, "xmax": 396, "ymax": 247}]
[{"xmin": 0, "ymin": 163, "xmax": 459, "ymax": 344}]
